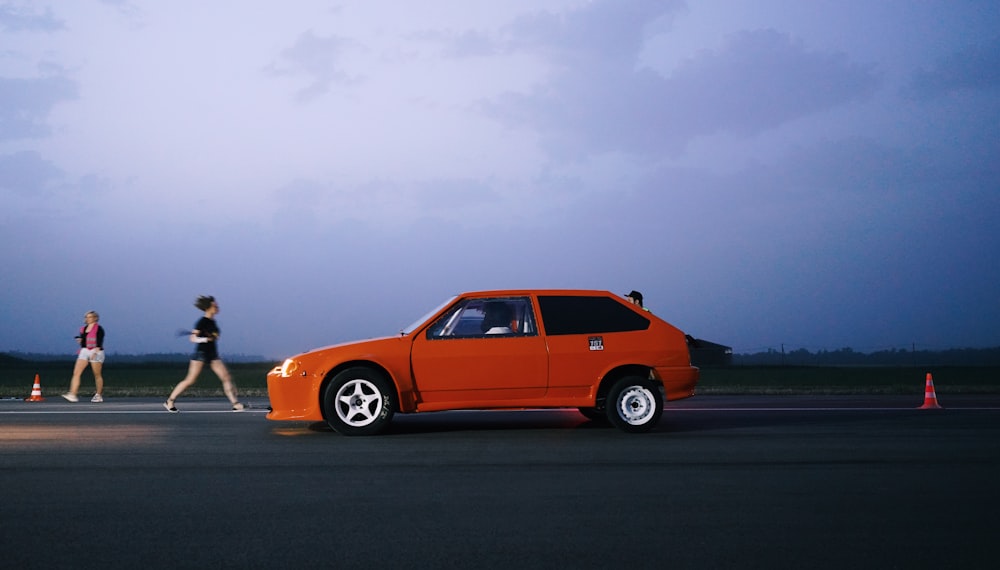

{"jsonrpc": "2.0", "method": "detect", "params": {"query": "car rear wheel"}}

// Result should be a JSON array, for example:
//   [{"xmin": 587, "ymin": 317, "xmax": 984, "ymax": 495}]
[
  {"xmin": 323, "ymin": 367, "xmax": 396, "ymax": 436},
  {"xmin": 606, "ymin": 376, "xmax": 662, "ymax": 433}
]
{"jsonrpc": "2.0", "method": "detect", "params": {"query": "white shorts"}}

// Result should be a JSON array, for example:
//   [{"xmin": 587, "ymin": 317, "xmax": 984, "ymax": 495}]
[{"xmin": 78, "ymin": 348, "xmax": 106, "ymax": 363}]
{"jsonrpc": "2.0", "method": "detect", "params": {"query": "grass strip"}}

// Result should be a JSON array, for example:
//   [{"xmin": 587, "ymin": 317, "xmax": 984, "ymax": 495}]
[{"xmin": 1, "ymin": 363, "xmax": 998, "ymax": 398}]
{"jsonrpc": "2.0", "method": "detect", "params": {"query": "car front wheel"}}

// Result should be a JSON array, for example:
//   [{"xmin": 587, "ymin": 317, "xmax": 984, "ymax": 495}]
[
  {"xmin": 323, "ymin": 367, "xmax": 396, "ymax": 436},
  {"xmin": 606, "ymin": 376, "xmax": 663, "ymax": 433}
]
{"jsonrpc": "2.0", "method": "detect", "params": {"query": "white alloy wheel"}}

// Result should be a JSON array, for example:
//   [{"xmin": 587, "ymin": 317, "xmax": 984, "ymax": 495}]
[
  {"xmin": 334, "ymin": 378, "xmax": 384, "ymax": 427},
  {"xmin": 323, "ymin": 367, "xmax": 397, "ymax": 435}
]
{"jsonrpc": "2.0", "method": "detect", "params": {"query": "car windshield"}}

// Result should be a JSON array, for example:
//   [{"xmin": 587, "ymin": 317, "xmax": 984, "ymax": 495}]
[{"xmin": 399, "ymin": 296, "xmax": 457, "ymax": 335}]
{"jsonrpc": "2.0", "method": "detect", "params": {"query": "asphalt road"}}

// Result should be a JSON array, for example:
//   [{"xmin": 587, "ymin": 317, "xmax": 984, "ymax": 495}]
[{"xmin": 1, "ymin": 395, "xmax": 998, "ymax": 570}]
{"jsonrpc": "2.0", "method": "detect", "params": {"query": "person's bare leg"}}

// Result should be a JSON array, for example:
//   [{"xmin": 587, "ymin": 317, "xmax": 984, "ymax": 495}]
[
  {"xmin": 67, "ymin": 358, "xmax": 88, "ymax": 396},
  {"xmin": 211, "ymin": 360, "xmax": 239, "ymax": 405},
  {"xmin": 91, "ymin": 361, "xmax": 104, "ymax": 396},
  {"xmin": 167, "ymin": 360, "xmax": 204, "ymax": 406}
]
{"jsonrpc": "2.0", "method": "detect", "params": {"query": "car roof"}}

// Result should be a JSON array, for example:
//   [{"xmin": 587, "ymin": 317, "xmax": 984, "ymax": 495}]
[{"xmin": 455, "ymin": 289, "xmax": 617, "ymax": 298}]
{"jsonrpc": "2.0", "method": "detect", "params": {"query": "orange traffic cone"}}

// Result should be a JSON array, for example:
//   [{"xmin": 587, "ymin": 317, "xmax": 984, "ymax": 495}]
[
  {"xmin": 25, "ymin": 374, "xmax": 45, "ymax": 402},
  {"xmin": 918, "ymin": 372, "xmax": 942, "ymax": 409}
]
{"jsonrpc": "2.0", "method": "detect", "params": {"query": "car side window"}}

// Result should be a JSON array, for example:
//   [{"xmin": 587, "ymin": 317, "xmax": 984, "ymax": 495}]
[
  {"xmin": 427, "ymin": 297, "xmax": 537, "ymax": 339},
  {"xmin": 538, "ymin": 295, "xmax": 650, "ymax": 335}
]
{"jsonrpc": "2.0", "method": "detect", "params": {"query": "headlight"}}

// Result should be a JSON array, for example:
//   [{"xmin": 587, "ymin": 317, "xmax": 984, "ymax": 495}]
[{"xmin": 279, "ymin": 358, "xmax": 299, "ymax": 378}]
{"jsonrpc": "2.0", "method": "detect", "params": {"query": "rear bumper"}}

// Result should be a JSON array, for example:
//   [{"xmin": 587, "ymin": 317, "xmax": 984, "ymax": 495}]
[{"xmin": 655, "ymin": 365, "xmax": 699, "ymax": 401}]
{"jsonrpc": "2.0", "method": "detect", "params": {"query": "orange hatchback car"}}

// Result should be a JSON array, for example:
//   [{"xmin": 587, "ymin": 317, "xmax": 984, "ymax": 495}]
[{"xmin": 266, "ymin": 290, "xmax": 699, "ymax": 435}]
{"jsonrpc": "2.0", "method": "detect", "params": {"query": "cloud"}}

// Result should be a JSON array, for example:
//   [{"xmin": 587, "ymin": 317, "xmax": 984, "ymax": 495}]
[
  {"xmin": 0, "ymin": 73, "xmax": 78, "ymax": 140},
  {"xmin": 0, "ymin": 151, "xmax": 113, "ymax": 229},
  {"xmin": 423, "ymin": 29, "xmax": 500, "ymax": 58},
  {"xmin": 905, "ymin": 35, "xmax": 1000, "ymax": 99},
  {"xmin": 0, "ymin": 150, "xmax": 64, "ymax": 196},
  {"xmin": 270, "ymin": 175, "xmax": 505, "ymax": 231},
  {"xmin": 487, "ymin": 24, "xmax": 880, "ymax": 158},
  {"xmin": 504, "ymin": 0, "xmax": 682, "ymax": 64},
  {"xmin": 442, "ymin": 30, "xmax": 499, "ymax": 58},
  {"xmin": 0, "ymin": 2, "xmax": 64, "ymax": 32},
  {"xmin": 663, "ymin": 30, "xmax": 880, "ymax": 134},
  {"xmin": 410, "ymin": 177, "xmax": 502, "ymax": 212},
  {"xmin": 265, "ymin": 30, "xmax": 360, "ymax": 102}
]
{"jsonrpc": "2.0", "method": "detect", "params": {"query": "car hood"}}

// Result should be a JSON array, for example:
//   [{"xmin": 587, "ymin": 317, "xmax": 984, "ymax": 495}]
[{"xmin": 294, "ymin": 335, "xmax": 409, "ymax": 361}]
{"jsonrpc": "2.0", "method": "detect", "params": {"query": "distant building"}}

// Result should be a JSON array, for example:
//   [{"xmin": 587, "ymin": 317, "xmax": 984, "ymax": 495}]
[{"xmin": 686, "ymin": 337, "xmax": 733, "ymax": 367}]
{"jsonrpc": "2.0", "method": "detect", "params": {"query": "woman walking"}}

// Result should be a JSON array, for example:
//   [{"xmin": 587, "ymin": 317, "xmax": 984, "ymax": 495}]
[
  {"xmin": 62, "ymin": 310, "xmax": 106, "ymax": 403},
  {"xmin": 164, "ymin": 295, "xmax": 244, "ymax": 412}
]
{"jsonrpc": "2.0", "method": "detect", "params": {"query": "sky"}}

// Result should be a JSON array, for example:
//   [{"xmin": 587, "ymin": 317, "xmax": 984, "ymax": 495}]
[{"xmin": 2, "ymin": 0, "xmax": 998, "ymax": 360}]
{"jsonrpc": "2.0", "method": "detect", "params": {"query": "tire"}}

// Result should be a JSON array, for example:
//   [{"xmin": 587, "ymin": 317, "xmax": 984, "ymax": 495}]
[
  {"xmin": 577, "ymin": 407, "xmax": 608, "ymax": 423},
  {"xmin": 606, "ymin": 376, "xmax": 663, "ymax": 433},
  {"xmin": 323, "ymin": 367, "xmax": 396, "ymax": 436}
]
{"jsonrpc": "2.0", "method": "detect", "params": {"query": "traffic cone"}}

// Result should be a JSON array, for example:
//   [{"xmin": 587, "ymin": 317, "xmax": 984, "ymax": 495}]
[
  {"xmin": 918, "ymin": 372, "xmax": 942, "ymax": 409},
  {"xmin": 25, "ymin": 374, "xmax": 45, "ymax": 402}
]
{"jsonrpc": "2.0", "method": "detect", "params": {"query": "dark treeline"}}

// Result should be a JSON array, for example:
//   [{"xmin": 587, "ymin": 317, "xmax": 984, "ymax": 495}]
[
  {"xmin": 1, "ymin": 352, "xmax": 273, "ymax": 364},
  {"xmin": 5, "ymin": 347, "xmax": 1000, "ymax": 367},
  {"xmin": 733, "ymin": 346, "xmax": 1000, "ymax": 367}
]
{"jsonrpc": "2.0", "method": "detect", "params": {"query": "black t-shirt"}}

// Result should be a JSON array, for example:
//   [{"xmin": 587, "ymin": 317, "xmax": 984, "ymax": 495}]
[{"xmin": 194, "ymin": 317, "xmax": 219, "ymax": 354}]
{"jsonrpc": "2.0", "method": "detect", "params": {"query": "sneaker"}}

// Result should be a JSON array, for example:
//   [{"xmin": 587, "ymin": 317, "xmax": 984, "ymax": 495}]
[
  {"xmin": 232, "ymin": 402, "xmax": 245, "ymax": 412},
  {"xmin": 91, "ymin": 393, "xmax": 104, "ymax": 403},
  {"xmin": 61, "ymin": 393, "xmax": 79, "ymax": 403},
  {"xmin": 163, "ymin": 401, "xmax": 178, "ymax": 413}
]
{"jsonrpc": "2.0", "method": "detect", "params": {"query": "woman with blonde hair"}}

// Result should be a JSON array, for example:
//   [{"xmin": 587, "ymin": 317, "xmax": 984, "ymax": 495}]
[
  {"xmin": 164, "ymin": 295, "xmax": 244, "ymax": 412},
  {"xmin": 62, "ymin": 310, "xmax": 106, "ymax": 403}
]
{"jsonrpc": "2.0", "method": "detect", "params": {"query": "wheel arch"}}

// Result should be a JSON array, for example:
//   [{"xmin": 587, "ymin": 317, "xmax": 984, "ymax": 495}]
[
  {"xmin": 594, "ymin": 364, "xmax": 655, "ymax": 409},
  {"xmin": 318, "ymin": 360, "xmax": 403, "ymax": 421}
]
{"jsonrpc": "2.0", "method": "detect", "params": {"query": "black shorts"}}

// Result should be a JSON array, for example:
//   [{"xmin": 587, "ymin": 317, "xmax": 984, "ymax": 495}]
[{"xmin": 192, "ymin": 347, "xmax": 219, "ymax": 362}]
